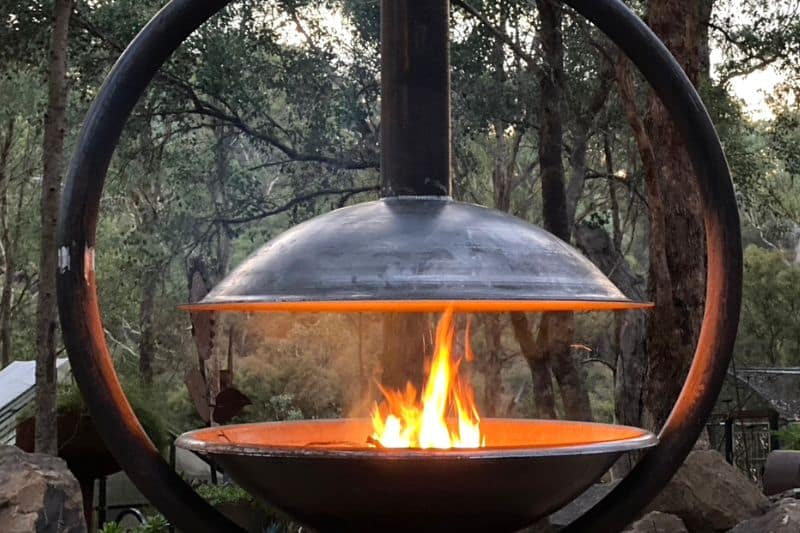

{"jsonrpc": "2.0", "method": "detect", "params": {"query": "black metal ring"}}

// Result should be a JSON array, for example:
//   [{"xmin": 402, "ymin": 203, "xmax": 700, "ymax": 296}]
[
  {"xmin": 57, "ymin": 1, "xmax": 741, "ymax": 531},
  {"xmin": 560, "ymin": 1, "xmax": 742, "ymax": 530},
  {"xmin": 57, "ymin": 1, "xmax": 241, "ymax": 530}
]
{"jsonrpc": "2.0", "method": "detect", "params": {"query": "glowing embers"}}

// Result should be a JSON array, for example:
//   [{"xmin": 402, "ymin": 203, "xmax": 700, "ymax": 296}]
[{"xmin": 369, "ymin": 308, "xmax": 485, "ymax": 449}]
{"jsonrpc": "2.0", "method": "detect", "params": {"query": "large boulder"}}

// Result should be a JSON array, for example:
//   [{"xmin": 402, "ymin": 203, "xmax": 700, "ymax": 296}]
[
  {"xmin": 728, "ymin": 498, "xmax": 800, "ymax": 533},
  {"xmin": 624, "ymin": 511, "xmax": 688, "ymax": 533},
  {"xmin": 0, "ymin": 445, "xmax": 86, "ymax": 533},
  {"xmin": 648, "ymin": 450, "xmax": 769, "ymax": 532}
]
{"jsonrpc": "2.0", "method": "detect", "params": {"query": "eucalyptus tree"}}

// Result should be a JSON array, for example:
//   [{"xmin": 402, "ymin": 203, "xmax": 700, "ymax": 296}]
[
  {"xmin": 737, "ymin": 246, "xmax": 800, "ymax": 366},
  {"xmin": 4, "ymin": 0, "xmax": 800, "ymax": 445},
  {"xmin": 712, "ymin": 0, "xmax": 800, "ymax": 89},
  {"xmin": 34, "ymin": 0, "xmax": 72, "ymax": 455},
  {"xmin": 0, "ymin": 71, "xmax": 43, "ymax": 370}
]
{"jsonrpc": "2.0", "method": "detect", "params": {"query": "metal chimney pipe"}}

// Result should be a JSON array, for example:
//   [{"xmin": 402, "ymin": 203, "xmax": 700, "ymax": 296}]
[{"xmin": 380, "ymin": 0, "xmax": 451, "ymax": 197}]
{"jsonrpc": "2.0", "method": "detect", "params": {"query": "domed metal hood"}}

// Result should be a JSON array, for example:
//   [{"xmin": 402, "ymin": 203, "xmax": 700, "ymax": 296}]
[
  {"xmin": 183, "ymin": 4, "xmax": 649, "ymax": 314},
  {"xmin": 183, "ymin": 197, "xmax": 649, "ymax": 313}
]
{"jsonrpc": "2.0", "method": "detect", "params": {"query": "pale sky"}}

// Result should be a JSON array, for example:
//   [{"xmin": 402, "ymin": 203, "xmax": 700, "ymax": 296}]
[
  {"xmin": 710, "ymin": 0, "xmax": 795, "ymax": 120},
  {"xmin": 727, "ymin": 68, "xmax": 783, "ymax": 120},
  {"xmin": 709, "ymin": 42, "xmax": 783, "ymax": 121}
]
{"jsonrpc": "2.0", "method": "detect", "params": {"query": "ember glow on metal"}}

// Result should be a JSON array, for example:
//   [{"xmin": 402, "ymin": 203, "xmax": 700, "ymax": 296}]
[{"xmin": 370, "ymin": 307, "xmax": 485, "ymax": 449}]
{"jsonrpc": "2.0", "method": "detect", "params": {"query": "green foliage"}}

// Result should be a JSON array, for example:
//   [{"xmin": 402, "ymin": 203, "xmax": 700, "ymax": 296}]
[
  {"xmin": 123, "ymin": 382, "xmax": 172, "ymax": 452},
  {"xmin": 17, "ymin": 379, "xmax": 171, "ymax": 453},
  {"xmin": 195, "ymin": 481, "xmax": 303, "ymax": 532},
  {"xmin": 737, "ymin": 246, "xmax": 800, "ymax": 366},
  {"xmin": 195, "ymin": 482, "xmax": 255, "ymax": 506},
  {"xmin": 139, "ymin": 514, "xmax": 170, "ymax": 533},
  {"xmin": 98, "ymin": 522, "xmax": 126, "ymax": 533},
  {"xmin": 712, "ymin": 1, "xmax": 800, "ymax": 89},
  {"xmin": 1, "ymin": 0, "xmax": 800, "ymax": 500},
  {"xmin": 98, "ymin": 513, "xmax": 169, "ymax": 533},
  {"xmin": 775, "ymin": 424, "xmax": 800, "ymax": 450}
]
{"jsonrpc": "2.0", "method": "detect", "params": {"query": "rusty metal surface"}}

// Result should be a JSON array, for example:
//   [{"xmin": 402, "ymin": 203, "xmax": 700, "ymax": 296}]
[
  {"xmin": 184, "ymin": 197, "xmax": 645, "ymax": 311},
  {"xmin": 177, "ymin": 419, "xmax": 657, "ymax": 533}
]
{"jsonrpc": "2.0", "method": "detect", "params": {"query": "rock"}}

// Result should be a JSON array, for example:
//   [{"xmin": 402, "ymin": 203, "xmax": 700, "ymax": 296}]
[
  {"xmin": 648, "ymin": 450, "xmax": 769, "ymax": 532},
  {"xmin": 693, "ymin": 428, "xmax": 711, "ymax": 451},
  {"xmin": 624, "ymin": 511, "xmax": 688, "ymax": 533},
  {"xmin": 768, "ymin": 488, "xmax": 800, "ymax": 504},
  {"xmin": 728, "ymin": 498, "xmax": 800, "ymax": 533},
  {"xmin": 0, "ymin": 445, "xmax": 86, "ymax": 533}
]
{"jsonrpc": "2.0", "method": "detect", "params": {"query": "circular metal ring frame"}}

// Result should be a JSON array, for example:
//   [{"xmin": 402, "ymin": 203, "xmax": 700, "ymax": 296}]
[{"xmin": 57, "ymin": 1, "xmax": 742, "ymax": 531}]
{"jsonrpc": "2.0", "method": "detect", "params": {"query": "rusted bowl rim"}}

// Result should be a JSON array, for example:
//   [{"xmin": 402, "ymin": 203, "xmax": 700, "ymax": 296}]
[{"xmin": 176, "ymin": 418, "xmax": 658, "ymax": 461}]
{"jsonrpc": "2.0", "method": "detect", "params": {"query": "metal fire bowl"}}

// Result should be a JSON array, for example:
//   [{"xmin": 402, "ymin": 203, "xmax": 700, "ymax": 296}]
[{"xmin": 177, "ymin": 418, "xmax": 657, "ymax": 532}]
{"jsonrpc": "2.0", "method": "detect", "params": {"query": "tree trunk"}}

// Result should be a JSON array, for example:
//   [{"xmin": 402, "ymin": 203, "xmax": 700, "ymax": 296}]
[
  {"xmin": 212, "ymin": 124, "xmax": 232, "ymax": 280},
  {"xmin": 604, "ymin": 135, "xmax": 623, "ymax": 252},
  {"xmin": 565, "ymin": 62, "xmax": 613, "ymax": 234},
  {"xmin": 537, "ymin": 0, "xmax": 569, "ymax": 243},
  {"xmin": 198, "ymin": 124, "xmax": 236, "ymax": 424},
  {"xmin": 380, "ymin": 313, "xmax": 428, "ymax": 391},
  {"xmin": 138, "ymin": 269, "xmax": 157, "ymax": 385},
  {"xmin": 0, "ymin": 118, "xmax": 14, "ymax": 369},
  {"xmin": 135, "ymin": 118, "xmax": 167, "ymax": 386},
  {"xmin": 483, "ymin": 4, "xmax": 565, "ymax": 419},
  {"xmin": 640, "ymin": 0, "xmax": 712, "ymax": 431},
  {"xmin": 575, "ymin": 223, "xmax": 647, "ymax": 475},
  {"xmin": 481, "ymin": 314, "xmax": 505, "ymax": 417},
  {"xmin": 35, "ymin": 0, "xmax": 72, "ymax": 455},
  {"xmin": 510, "ymin": 313, "xmax": 556, "ymax": 419},
  {"xmin": 483, "ymin": 9, "xmax": 521, "ymax": 419},
  {"xmin": 531, "ymin": 0, "xmax": 591, "ymax": 421},
  {"xmin": 186, "ymin": 258, "xmax": 214, "ymax": 423}
]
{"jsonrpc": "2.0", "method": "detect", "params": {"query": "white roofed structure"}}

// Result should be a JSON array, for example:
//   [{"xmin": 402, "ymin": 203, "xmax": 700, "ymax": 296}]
[{"xmin": 0, "ymin": 359, "xmax": 70, "ymax": 444}]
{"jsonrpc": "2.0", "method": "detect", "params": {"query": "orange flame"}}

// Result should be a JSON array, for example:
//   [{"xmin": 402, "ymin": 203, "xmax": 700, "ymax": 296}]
[{"xmin": 370, "ymin": 308, "xmax": 485, "ymax": 449}]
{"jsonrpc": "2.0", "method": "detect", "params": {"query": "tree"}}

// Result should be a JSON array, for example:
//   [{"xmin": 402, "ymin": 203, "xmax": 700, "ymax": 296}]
[
  {"xmin": 0, "ymin": 118, "xmax": 13, "ymax": 369},
  {"xmin": 529, "ymin": 0, "xmax": 592, "ymax": 421},
  {"xmin": 737, "ymin": 246, "xmax": 800, "ymax": 366},
  {"xmin": 452, "ymin": 0, "xmax": 601, "ymax": 421},
  {"xmin": 35, "ymin": 0, "xmax": 72, "ymax": 455},
  {"xmin": 615, "ymin": 0, "xmax": 713, "ymax": 431},
  {"xmin": 0, "ymin": 0, "xmax": 797, "ymax": 468},
  {"xmin": 0, "ymin": 68, "xmax": 43, "ymax": 369}
]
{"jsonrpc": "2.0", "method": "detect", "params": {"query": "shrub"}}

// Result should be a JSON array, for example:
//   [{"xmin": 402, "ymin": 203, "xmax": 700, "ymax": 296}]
[{"xmin": 775, "ymin": 423, "xmax": 800, "ymax": 450}]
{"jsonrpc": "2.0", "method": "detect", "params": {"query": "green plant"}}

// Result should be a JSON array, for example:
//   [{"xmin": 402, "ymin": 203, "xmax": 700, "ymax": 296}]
[
  {"xmin": 196, "ymin": 482, "xmax": 255, "ymax": 506},
  {"xmin": 97, "ymin": 513, "xmax": 169, "ymax": 533},
  {"xmin": 194, "ymin": 482, "xmax": 305, "ymax": 531},
  {"xmin": 775, "ymin": 423, "xmax": 800, "ymax": 450},
  {"xmin": 140, "ymin": 514, "xmax": 170, "ymax": 533},
  {"xmin": 17, "ymin": 378, "xmax": 171, "ymax": 452},
  {"xmin": 98, "ymin": 522, "xmax": 126, "ymax": 533}
]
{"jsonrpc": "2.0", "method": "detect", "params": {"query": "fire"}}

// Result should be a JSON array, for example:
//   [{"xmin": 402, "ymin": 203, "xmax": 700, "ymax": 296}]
[{"xmin": 370, "ymin": 308, "xmax": 485, "ymax": 449}]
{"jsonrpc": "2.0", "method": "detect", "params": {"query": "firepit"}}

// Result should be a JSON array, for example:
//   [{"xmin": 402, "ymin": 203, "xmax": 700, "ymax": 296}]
[
  {"xmin": 177, "ymin": 304, "xmax": 656, "ymax": 532},
  {"xmin": 57, "ymin": 0, "xmax": 743, "ymax": 531},
  {"xmin": 172, "ymin": 190, "xmax": 657, "ymax": 530},
  {"xmin": 178, "ymin": 419, "xmax": 655, "ymax": 532}
]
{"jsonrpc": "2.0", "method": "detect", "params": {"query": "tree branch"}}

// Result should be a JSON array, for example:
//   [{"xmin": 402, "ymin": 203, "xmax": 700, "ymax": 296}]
[
  {"xmin": 452, "ymin": 0, "xmax": 540, "ymax": 70},
  {"xmin": 73, "ymin": 9, "xmax": 379, "ymax": 171},
  {"xmin": 218, "ymin": 185, "xmax": 379, "ymax": 224}
]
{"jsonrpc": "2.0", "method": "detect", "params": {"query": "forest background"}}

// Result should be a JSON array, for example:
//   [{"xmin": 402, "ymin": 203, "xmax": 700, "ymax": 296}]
[{"xmin": 1, "ymin": 0, "xmax": 800, "ymax": 457}]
